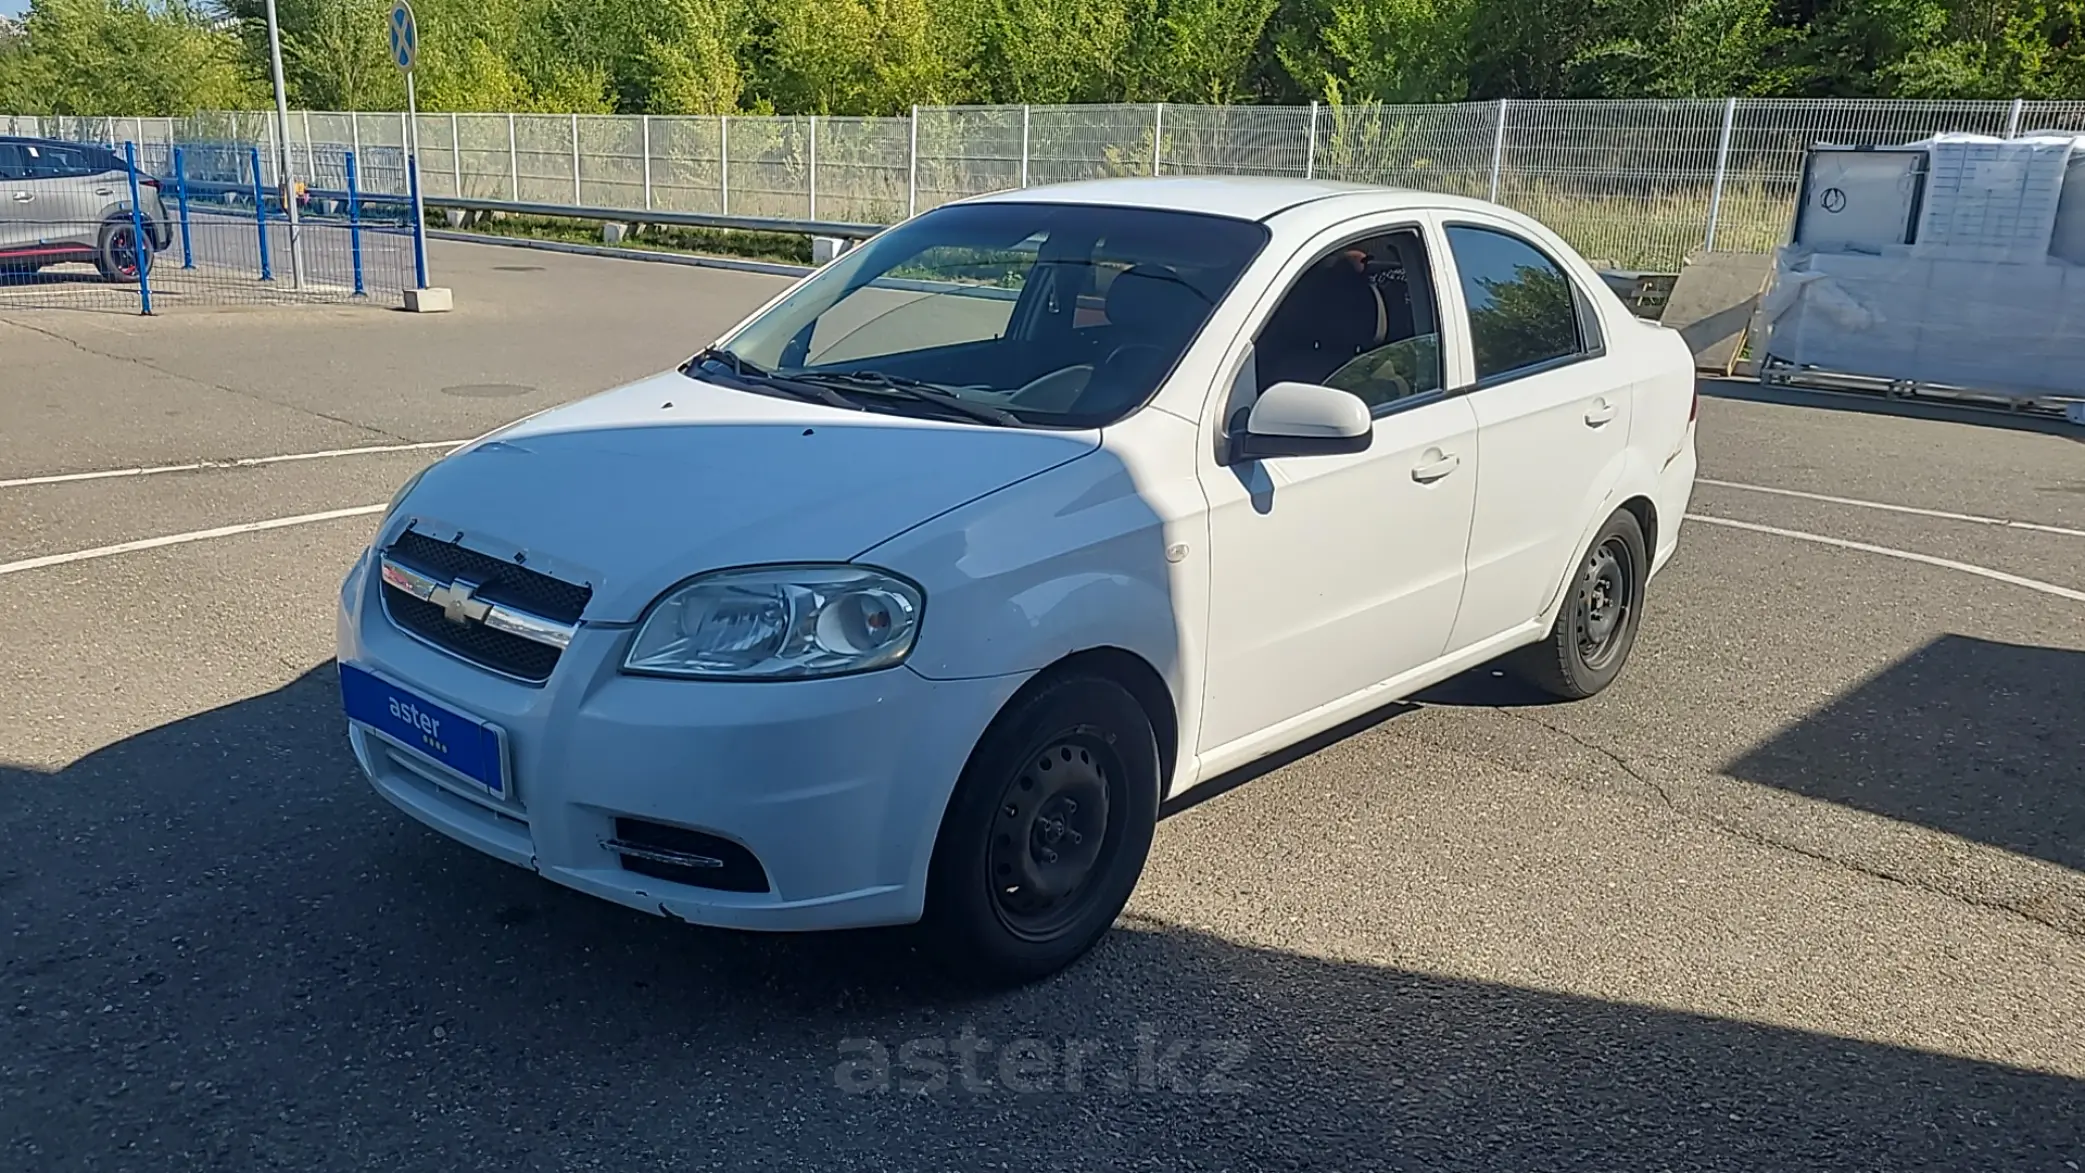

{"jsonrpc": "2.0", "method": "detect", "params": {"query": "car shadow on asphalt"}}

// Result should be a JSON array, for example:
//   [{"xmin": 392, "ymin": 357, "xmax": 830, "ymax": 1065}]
[
  {"xmin": 2, "ymin": 660, "xmax": 2080, "ymax": 1167},
  {"xmin": 1721, "ymin": 632, "xmax": 2085, "ymax": 874}
]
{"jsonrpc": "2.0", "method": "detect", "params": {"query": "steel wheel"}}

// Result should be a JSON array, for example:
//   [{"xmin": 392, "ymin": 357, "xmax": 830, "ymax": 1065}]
[
  {"xmin": 923, "ymin": 671, "xmax": 1161, "ymax": 988},
  {"xmin": 1576, "ymin": 535, "xmax": 1636, "ymax": 672},
  {"xmin": 987, "ymin": 733, "xmax": 1123, "ymax": 941},
  {"xmin": 1506, "ymin": 507, "xmax": 1649, "ymax": 701}
]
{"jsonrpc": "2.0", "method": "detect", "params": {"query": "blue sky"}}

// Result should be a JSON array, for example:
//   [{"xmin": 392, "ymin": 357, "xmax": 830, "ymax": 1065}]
[{"xmin": 1, "ymin": 0, "xmax": 28, "ymax": 18}]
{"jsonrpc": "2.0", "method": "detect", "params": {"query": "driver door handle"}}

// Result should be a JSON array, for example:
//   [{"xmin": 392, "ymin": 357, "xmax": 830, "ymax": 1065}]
[
  {"xmin": 1584, "ymin": 398, "xmax": 1618, "ymax": 427},
  {"xmin": 1411, "ymin": 452, "xmax": 1461, "ymax": 483},
  {"xmin": 10, "ymin": 192, "xmax": 31, "ymax": 202}
]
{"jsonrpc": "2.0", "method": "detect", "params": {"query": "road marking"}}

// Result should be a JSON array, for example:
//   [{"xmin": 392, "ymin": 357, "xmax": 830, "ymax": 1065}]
[
  {"xmin": 0, "ymin": 440, "xmax": 466, "ymax": 491},
  {"xmin": 0, "ymin": 505, "xmax": 384, "ymax": 579},
  {"xmin": 1697, "ymin": 478, "xmax": 2085, "ymax": 539},
  {"xmin": 1687, "ymin": 513, "xmax": 2085, "ymax": 603}
]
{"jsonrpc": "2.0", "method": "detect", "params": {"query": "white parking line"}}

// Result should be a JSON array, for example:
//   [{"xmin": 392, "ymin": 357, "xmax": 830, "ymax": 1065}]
[
  {"xmin": 1697, "ymin": 478, "xmax": 2085, "ymax": 539},
  {"xmin": 0, "ymin": 440, "xmax": 467, "ymax": 491},
  {"xmin": 0, "ymin": 505, "xmax": 383, "ymax": 579},
  {"xmin": 1687, "ymin": 513, "xmax": 2085, "ymax": 603}
]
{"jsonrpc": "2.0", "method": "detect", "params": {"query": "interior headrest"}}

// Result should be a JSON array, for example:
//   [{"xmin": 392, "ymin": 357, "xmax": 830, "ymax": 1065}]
[{"xmin": 1104, "ymin": 264, "xmax": 1210, "ymax": 337}]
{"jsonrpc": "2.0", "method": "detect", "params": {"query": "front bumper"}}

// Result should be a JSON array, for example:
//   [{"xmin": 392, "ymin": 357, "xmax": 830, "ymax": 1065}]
[{"xmin": 335, "ymin": 547, "xmax": 1031, "ymax": 931}]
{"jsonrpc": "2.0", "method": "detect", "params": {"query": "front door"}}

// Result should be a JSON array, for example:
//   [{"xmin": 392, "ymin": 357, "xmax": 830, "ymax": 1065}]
[{"xmin": 1195, "ymin": 222, "xmax": 1478, "ymax": 758}]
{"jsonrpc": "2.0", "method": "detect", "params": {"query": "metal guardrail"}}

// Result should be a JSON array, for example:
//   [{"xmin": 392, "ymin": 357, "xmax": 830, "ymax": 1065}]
[{"xmin": 421, "ymin": 195, "xmax": 885, "ymax": 241}]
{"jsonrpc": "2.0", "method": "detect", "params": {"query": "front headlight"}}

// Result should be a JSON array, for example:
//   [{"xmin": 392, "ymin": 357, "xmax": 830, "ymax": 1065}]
[{"xmin": 623, "ymin": 564, "xmax": 923, "ymax": 680}]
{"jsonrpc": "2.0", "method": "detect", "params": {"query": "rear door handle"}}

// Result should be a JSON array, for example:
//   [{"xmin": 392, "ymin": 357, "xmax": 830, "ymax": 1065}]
[
  {"xmin": 94, "ymin": 188, "xmax": 114, "ymax": 197},
  {"xmin": 1584, "ymin": 398, "xmax": 1618, "ymax": 427},
  {"xmin": 10, "ymin": 192, "xmax": 31, "ymax": 202},
  {"xmin": 1411, "ymin": 452, "xmax": 1461, "ymax": 483}
]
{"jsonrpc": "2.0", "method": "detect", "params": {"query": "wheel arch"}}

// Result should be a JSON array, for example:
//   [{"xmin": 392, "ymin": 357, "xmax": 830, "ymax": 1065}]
[
  {"xmin": 1538, "ymin": 452, "xmax": 1660, "ymax": 628},
  {"xmin": 988, "ymin": 646, "xmax": 1180, "ymax": 801}
]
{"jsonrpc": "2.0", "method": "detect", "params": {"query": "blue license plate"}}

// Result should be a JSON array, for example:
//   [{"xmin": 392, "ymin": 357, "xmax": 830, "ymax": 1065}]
[{"xmin": 339, "ymin": 664, "xmax": 508, "ymax": 798}]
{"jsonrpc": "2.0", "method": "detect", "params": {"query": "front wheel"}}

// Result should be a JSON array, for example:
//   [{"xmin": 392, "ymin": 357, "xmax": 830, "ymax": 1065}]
[
  {"xmin": 922, "ymin": 672, "xmax": 1161, "ymax": 988},
  {"xmin": 96, "ymin": 220, "xmax": 153, "ymax": 283},
  {"xmin": 1508, "ymin": 508, "xmax": 1650, "ymax": 700}
]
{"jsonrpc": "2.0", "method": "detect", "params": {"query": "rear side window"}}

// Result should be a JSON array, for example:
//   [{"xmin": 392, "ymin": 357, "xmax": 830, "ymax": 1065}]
[{"xmin": 1444, "ymin": 225, "xmax": 1585, "ymax": 384}]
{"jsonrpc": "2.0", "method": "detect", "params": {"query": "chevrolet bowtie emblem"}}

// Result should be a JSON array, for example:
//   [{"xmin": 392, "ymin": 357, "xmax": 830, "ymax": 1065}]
[{"xmin": 427, "ymin": 577, "xmax": 493, "ymax": 626}]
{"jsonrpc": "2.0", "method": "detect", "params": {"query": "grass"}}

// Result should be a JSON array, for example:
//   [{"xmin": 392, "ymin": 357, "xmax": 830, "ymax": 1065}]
[
  {"xmin": 421, "ymin": 172, "xmax": 1803, "ymax": 279},
  {"xmin": 431, "ymin": 211, "xmax": 815, "ymax": 266}
]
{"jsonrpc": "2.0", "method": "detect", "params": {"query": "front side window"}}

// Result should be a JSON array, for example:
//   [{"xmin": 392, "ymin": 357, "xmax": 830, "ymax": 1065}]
[
  {"xmin": 1445, "ymin": 225, "xmax": 1585, "ymax": 383},
  {"xmin": 24, "ymin": 144, "xmax": 85, "ymax": 178},
  {"xmin": 711, "ymin": 202, "xmax": 1268, "ymax": 428},
  {"xmin": 1252, "ymin": 228, "xmax": 1445, "ymax": 413}
]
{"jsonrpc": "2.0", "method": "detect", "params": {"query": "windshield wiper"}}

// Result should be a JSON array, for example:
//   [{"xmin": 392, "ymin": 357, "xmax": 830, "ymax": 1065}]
[
  {"xmin": 686, "ymin": 347, "xmax": 862, "ymax": 410},
  {"xmin": 687, "ymin": 345, "xmax": 763, "ymax": 377},
  {"xmin": 793, "ymin": 370, "xmax": 1023, "ymax": 427}
]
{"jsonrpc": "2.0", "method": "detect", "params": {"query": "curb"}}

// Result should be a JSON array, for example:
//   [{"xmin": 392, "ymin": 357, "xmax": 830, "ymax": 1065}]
[{"xmin": 426, "ymin": 230, "xmax": 816, "ymax": 279}]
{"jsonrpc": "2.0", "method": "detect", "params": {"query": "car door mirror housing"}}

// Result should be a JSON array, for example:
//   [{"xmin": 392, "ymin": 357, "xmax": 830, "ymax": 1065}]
[{"xmin": 1231, "ymin": 381, "xmax": 1374, "ymax": 460}]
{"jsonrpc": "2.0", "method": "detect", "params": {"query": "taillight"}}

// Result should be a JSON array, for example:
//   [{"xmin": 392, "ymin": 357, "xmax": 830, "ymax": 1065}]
[
  {"xmin": 141, "ymin": 176, "xmax": 160, "ymax": 190},
  {"xmin": 1689, "ymin": 384, "xmax": 1699, "ymax": 422}
]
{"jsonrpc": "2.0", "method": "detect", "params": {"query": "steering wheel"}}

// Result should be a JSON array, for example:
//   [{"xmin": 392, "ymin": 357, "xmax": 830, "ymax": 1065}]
[{"xmin": 1007, "ymin": 364, "xmax": 1095, "ymax": 412}]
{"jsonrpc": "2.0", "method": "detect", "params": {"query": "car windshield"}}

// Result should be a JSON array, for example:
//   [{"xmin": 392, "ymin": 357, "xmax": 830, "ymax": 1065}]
[{"xmin": 703, "ymin": 201, "xmax": 1269, "ymax": 428}]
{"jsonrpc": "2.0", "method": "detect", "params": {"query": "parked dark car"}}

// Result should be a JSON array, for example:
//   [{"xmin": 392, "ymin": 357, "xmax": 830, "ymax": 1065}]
[{"xmin": 0, "ymin": 136, "xmax": 173, "ymax": 281}]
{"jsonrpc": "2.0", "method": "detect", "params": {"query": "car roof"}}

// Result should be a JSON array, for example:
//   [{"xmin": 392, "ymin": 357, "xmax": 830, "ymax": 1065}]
[
  {"xmin": 956, "ymin": 175, "xmax": 1498, "ymax": 224},
  {"xmin": 0, "ymin": 135, "xmax": 111, "ymax": 151}
]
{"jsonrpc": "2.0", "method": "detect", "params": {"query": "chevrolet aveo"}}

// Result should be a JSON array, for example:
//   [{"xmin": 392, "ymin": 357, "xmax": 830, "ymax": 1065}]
[{"xmin": 338, "ymin": 177, "xmax": 1698, "ymax": 985}]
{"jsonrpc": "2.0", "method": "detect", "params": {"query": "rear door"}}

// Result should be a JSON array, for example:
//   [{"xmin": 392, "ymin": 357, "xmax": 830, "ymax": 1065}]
[
  {"xmin": 0, "ymin": 144, "xmax": 38, "ymax": 249},
  {"xmin": 1436, "ymin": 218, "xmax": 1632, "ymax": 655},
  {"xmin": 27, "ymin": 143, "xmax": 117, "ymax": 243}
]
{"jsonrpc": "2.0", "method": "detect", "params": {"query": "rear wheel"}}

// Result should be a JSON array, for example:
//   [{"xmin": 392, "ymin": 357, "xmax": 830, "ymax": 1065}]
[
  {"xmin": 922, "ymin": 672, "xmax": 1161, "ymax": 988},
  {"xmin": 1507, "ymin": 508, "xmax": 1649, "ymax": 700},
  {"xmin": 96, "ymin": 220, "xmax": 152, "ymax": 282}
]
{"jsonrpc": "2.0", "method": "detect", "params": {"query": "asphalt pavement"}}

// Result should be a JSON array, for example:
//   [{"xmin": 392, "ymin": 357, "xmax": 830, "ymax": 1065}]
[{"xmin": 1, "ymin": 238, "xmax": 2081, "ymax": 1171}]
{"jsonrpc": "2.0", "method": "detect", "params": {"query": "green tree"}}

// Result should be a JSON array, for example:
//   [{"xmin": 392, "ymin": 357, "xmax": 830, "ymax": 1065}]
[
  {"xmin": 747, "ymin": 0, "xmax": 959, "ymax": 114},
  {"xmin": 971, "ymin": 0, "xmax": 1139, "ymax": 104},
  {"xmin": 629, "ymin": 0, "xmax": 746, "ymax": 114},
  {"xmin": 281, "ymin": 0, "xmax": 401, "ymax": 110},
  {"xmin": 1314, "ymin": 0, "xmax": 1472, "ymax": 102},
  {"xmin": 0, "ymin": 0, "xmax": 263, "ymax": 115},
  {"xmin": 1570, "ymin": 0, "xmax": 1802, "ymax": 96},
  {"xmin": 1133, "ymin": 0, "xmax": 1282, "ymax": 102}
]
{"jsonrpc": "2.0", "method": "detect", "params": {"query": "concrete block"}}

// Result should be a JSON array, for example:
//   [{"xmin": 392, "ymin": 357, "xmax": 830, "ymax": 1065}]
[
  {"xmin": 403, "ymin": 286, "xmax": 454, "ymax": 313},
  {"xmin": 812, "ymin": 235, "xmax": 850, "ymax": 265},
  {"xmin": 602, "ymin": 222, "xmax": 628, "ymax": 245},
  {"xmin": 2067, "ymin": 401, "xmax": 2085, "ymax": 425},
  {"xmin": 1663, "ymin": 252, "xmax": 1774, "ymax": 371},
  {"xmin": 443, "ymin": 208, "xmax": 466, "ymax": 228}
]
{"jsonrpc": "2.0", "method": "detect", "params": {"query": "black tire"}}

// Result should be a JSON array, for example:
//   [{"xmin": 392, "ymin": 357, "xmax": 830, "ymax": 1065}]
[
  {"xmin": 921, "ymin": 672, "xmax": 1161, "ymax": 988},
  {"xmin": 96, "ymin": 219, "xmax": 152, "ymax": 283},
  {"xmin": 1507, "ymin": 508, "xmax": 1649, "ymax": 700}
]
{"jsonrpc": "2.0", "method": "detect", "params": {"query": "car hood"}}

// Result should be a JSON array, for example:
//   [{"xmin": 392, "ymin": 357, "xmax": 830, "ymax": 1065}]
[{"xmin": 390, "ymin": 369, "xmax": 1099, "ymax": 623}]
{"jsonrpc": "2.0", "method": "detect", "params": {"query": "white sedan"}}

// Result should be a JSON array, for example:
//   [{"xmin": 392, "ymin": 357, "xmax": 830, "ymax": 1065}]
[{"xmin": 337, "ymin": 177, "xmax": 1698, "ymax": 985}]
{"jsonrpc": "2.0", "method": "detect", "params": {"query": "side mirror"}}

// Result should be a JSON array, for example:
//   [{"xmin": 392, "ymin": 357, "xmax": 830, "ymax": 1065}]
[{"xmin": 1230, "ymin": 381, "xmax": 1373, "ymax": 461}]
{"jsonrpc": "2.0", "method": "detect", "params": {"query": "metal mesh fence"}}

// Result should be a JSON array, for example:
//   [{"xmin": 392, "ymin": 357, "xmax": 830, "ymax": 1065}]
[
  {"xmin": 14, "ymin": 97, "xmax": 2085, "ymax": 311},
  {"xmin": 1, "ymin": 136, "xmax": 421, "ymax": 315}
]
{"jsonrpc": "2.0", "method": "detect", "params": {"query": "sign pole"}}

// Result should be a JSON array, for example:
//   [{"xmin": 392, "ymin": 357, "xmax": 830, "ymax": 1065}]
[
  {"xmin": 263, "ymin": 0, "xmax": 305, "ymax": 289},
  {"xmin": 389, "ymin": 0, "xmax": 447, "ymax": 310},
  {"xmin": 407, "ymin": 71, "xmax": 428, "ymax": 289}
]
